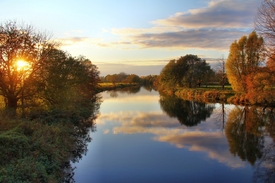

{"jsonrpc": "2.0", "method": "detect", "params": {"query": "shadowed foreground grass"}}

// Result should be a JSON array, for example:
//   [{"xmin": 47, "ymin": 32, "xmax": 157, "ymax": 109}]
[{"xmin": 0, "ymin": 102, "xmax": 99, "ymax": 183}]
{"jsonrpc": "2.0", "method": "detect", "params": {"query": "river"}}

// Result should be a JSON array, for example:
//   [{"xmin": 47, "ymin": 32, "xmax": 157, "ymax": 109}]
[{"xmin": 73, "ymin": 87, "xmax": 275, "ymax": 183}]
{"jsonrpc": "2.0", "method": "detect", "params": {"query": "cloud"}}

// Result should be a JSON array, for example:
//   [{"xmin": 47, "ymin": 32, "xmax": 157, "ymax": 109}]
[
  {"xmin": 101, "ymin": 28, "xmax": 109, "ymax": 33},
  {"xmin": 129, "ymin": 29, "xmax": 247, "ymax": 49},
  {"xmin": 95, "ymin": 60, "xmax": 168, "ymax": 75},
  {"xmin": 153, "ymin": 0, "xmax": 259, "ymax": 29},
  {"xmin": 56, "ymin": 37, "xmax": 91, "ymax": 46},
  {"xmin": 109, "ymin": 0, "xmax": 259, "ymax": 50},
  {"xmin": 112, "ymin": 26, "xmax": 182, "ymax": 36}
]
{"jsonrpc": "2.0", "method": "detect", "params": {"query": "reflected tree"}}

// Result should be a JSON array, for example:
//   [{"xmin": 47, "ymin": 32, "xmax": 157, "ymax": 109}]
[
  {"xmin": 253, "ymin": 109, "xmax": 275, "ymax": 183},
  {"xmin": 159, "ymin": 94, "xmax": 214, "ymax": 126},
  {"xmin": 213, "ymin": 103, "xmax": 230, "ymax": 131},
  {"xmin": 253, "ymin": 143, "xmax": 275, "ymax": 183},
  {"xmin": 225, "ymin": 106, "xmax": 265, "ymax": 165},
  {"xmin": 108, "ymin": 86, "xmax": 141, "ymax": 97},
  {"xmin": 109, "ymin": 90, "xmax": 118, "ymax": 98}
]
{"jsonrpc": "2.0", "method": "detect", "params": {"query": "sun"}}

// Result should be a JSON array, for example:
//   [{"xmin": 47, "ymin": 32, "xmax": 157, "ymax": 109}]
[{"xmin": 16, "ymin": 60, "xmax": 29, "ymax": 71}]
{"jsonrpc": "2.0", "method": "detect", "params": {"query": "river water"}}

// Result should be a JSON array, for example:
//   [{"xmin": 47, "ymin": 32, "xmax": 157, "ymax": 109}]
[{"xmin": 73, "ymin": 87, "xmax": 275, "ymax": 183}]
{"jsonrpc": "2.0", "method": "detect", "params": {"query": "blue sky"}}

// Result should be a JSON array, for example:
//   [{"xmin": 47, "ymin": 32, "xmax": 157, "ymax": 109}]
[{"xmin": 0, "ymin": 0, "xmax": 261, "ymax": 76}]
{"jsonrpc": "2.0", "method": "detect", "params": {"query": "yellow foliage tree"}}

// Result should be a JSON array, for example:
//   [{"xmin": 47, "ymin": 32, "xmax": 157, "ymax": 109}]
[{"xmin": 226, "ymin": 31, "xmax": 265, "ymax": 93}]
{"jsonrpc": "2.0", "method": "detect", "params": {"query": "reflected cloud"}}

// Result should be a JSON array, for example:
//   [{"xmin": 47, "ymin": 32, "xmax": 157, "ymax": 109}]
[
  {"xmin": 154, "ymin": 131, "xmax": 245, "ymax": 168},
  {"xmin": 97, "ymin": 110, "xmax": 247, "ymax": 168},
  {"xmin": 103, "ymin": 95, "xmax": 160, "ymax": 103},
  {"xmin": 97, "ymin": 111, "xmax": 179, "ymax": 128},
  {"xmin": 103, "ymin": 129, "xmax": 110, "ymax": 134}
]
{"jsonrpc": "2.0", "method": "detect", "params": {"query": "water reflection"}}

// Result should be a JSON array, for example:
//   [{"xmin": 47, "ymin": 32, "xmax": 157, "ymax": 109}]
[
  {"xmin": 96, "ymin": 90, "xmax": 248, "ymax": 169},
  {"xmin": 159, "ymin": 94, "xmax": 215, "ymax": 126},
  {"xmin": 107, "ymin": 85, "xmax": 141, "ymax": 98},
  {"xmin": 225, "ymin": 106, "xmax": 264, "ymax": 165},
  {"xmin": 253, "ymin": 108, "xmax": 275, "ymax": 183},
  {"xmin": 74, "ymin": 88, "xmax": 275, "ymax": 183}
]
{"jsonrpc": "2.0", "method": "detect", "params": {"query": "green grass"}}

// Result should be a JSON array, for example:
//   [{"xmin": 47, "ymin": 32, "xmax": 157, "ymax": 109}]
[{"xmin": 97, "ymin": 82, "xmax": 140, "ymax": 92}]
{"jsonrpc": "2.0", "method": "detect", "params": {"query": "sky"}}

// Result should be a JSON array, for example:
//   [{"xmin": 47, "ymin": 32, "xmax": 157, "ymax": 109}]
[{"xmin": 0, "ymin": 0, "xmax": 261, "ymax": 76}]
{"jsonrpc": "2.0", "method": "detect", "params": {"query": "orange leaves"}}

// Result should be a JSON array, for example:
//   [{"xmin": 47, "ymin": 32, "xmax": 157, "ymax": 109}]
[
  {"xmin": 246, "ymin": 68, "xmax": 275, "ymax": 104},
  {"xmin": 226, "ymin": 31, "xmax": 265, "ymax": 93}
]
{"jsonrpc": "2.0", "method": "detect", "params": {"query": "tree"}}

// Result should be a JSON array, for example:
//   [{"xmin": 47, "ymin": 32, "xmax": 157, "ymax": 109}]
[
  {"xmin": 38, "ymin": 49, "xmax": 100, "ymax": 107},
  {"xmin": 159, "ymin": 59, "xmax": 179, "ymax": 88},
  {"xmin": 124, "ymin": 74, "xmax": 140, "ymax": 83},
  {"xmin": 159, "ymin": 54, "xmax": 213, "ymax": 88},
  {"xmin": 180, "ymin": 55, "xmax": 202, "ymax": 88},
  {"xmin": 0, "ymin": 21, "xmax": 55, "ymax": 110},
  {"xmin": 246, "ymin": 67, "xmax": 275, "ymax": 104},
  {"xmin": 117, "ymin": 72, "xmax": 127, "ymax": 82},
  {"xmin": 255, "ymin": 0, "xmax": 275, "ymax": 52},
  {"xmin": 213, "ymin": 57, "xmax": 228, "ymax": 89},
  {"xmin": 267, "ymin": 53, "xmax": 275, "ymax": 72},
  {"xmin": 77, "ymin": 56, "xmax": 100, "ymax": 95},
  {"xmin": 226, "ymin": 31, "xmax": 265, "ymax": 92},
  {"xmin": 254, "ymin": 1, "xmax": 275, "ymax": 104}
]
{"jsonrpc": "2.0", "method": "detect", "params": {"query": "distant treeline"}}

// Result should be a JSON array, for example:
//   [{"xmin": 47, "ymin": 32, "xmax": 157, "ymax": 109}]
[{"xmin": 100, "ymin": 72, "xmax": 159, "ymax": 86}]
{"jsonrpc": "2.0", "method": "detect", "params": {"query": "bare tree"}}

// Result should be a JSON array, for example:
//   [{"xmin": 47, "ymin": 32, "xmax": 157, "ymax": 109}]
[
  {"xmin": 214, "ymin": 56, "xmax": 227, "ymax": 90},
  {"xmin": 255, "ymin": 0, "xmax": 275, "ymax": 52}
]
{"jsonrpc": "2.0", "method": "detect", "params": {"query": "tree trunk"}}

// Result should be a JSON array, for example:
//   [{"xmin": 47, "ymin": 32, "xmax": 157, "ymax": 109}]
[{"xmin": 7, "ymin": 96, "xmax": 18, "ymax": 109}]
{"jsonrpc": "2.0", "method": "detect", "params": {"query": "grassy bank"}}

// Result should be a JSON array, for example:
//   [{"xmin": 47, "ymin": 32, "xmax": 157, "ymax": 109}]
[
  {"xmin": 0, "ymin": 98, "xmax": 99, "ymax": 182},
  {"xmin": 175, "ymin": 88, "xmax": 235, "ymax": 103},
  {"xmin": 96, "ymin": 82, "xmax": 140, "ymax": 92},
  {"xmin": 159, "ymin": 85, "xmax": 236, "ymax": 103},
  {"xmin": 160, "ymin": 85, "xmax": 275, "ymax": 107}
]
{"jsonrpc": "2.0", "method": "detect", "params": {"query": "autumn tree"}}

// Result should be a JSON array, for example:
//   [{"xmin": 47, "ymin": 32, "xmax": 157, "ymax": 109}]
[
  {"xmin": 124, "ymin": 74, "xmax": 140, "ymax": 83},
  {"xmin": 0, "ymin": 21, "xmax": 55, "ymax": 110},
  {"xmin": 226, "ymin": 31, "xmax": 265, "ymax": 93},
  {"xmin": 246, "ymin": 67, "xmax": 275, "ymax": 104},
  {"xmin": 140, "ymin": 75, "xmax": 158, "ymax": 91}
]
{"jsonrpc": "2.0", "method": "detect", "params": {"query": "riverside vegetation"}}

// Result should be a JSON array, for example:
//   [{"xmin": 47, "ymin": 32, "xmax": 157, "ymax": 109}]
[
  {"xmin": 1, "ymin": 1, "xmax": 275, "ymax": 181},
  {"xmin": 153, "ymin": 0, "xmax": 275, "ymax": 106},
  {"xmin": 0, "ymin": 21, "xmax": 101, "ymax": 183},
  {"xmin": 154, "ymin": 31, "xmax": 275, "ymax": 106}
]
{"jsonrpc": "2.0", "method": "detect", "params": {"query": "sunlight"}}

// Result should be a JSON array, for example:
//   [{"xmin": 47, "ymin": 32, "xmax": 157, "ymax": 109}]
[{"xmin": 16, "ymin": 60, "xmax": 30, "ymax": 71}]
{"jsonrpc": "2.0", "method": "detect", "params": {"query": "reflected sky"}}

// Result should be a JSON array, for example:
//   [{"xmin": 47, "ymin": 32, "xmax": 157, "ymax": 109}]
[{"xmin": 73, "ymin": 88, "xmax": 254, "ymax": 183}]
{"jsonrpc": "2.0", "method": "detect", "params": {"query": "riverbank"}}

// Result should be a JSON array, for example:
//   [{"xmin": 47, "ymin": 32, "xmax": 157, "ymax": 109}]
[
  {"xmin": 96, "ymin": 82, "xmax": 140, "ymax": 92},
  {"xmin": 159, "ymin": 87, "xmax": 235, "ymax": 103},
  {"xmin": 0, "ymin": 97, "xmax": 100, "ymax": 182},
  {"xmin": 159, "ymin": 86, "xmax": 275, "ymax": 107}
]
